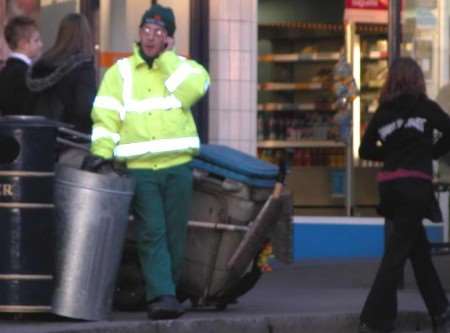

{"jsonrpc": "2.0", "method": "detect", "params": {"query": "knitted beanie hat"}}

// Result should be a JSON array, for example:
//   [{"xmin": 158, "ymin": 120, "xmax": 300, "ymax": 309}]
[{"xmin": 140, "ymin": 4, "xmax": 176, "ymax": 37}]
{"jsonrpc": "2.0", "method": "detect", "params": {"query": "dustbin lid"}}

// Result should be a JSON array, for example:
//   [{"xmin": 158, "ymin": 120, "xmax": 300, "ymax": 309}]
[
  {"xmin": 191, "ymin": 144, "xmax": 278, "ymax": 188},
  {"xmin": 0, "ymin": 115, "xmax": 65, "ymax": 128}
]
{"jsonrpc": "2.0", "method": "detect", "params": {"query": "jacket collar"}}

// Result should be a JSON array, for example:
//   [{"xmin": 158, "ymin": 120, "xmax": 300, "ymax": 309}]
[
  {"xmin": 131, "ymin": 43, "xmax": 165, "ymax": 70},
  {"xmin": 131, "ymin": 44, "xmax": 148, "ymax": 69},
  {"xmin": 10, "ymin": 52, "xmax": 32, "ymax": 66}
]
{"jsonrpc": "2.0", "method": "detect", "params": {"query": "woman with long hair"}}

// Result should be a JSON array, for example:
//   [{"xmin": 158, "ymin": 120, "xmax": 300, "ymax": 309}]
[
  {"xmin": 358, "ymin": 57, "xmax": 450, "ymax": 333},
  {"xmin": 27, "ymin": 13, "xmax": 96, "ymax": 133}
]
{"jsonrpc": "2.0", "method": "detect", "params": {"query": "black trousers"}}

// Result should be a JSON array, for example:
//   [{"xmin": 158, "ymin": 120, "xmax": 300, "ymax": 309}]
[{"xmin": 360, "ymin": 179, "xmax": 448, "ymax": 331}]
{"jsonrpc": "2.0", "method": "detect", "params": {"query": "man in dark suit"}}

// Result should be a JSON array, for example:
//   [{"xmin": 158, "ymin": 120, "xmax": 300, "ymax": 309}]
[{"xmin": 0, "ymin": 16, "xmax": 42, "ymax": 115}]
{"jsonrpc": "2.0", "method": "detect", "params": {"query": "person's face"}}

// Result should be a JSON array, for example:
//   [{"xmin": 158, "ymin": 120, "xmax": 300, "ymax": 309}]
[
  {"xmin": 22, "ymin": 30, "xmax": 43, "ymax": 61},
  {"xmin": 139, "ymin": 23, "xmax": 168, "ymax": 58}
]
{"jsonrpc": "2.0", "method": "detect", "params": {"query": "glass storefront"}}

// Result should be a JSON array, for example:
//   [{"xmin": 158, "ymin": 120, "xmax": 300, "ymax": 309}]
[
  {"xmin": 257, "ymin": 0, "xmax": 450, "ymax": 217},
  {"xmin": 401, "ymin": 0, "xmax": 448, "ymax": 99},
  {"xmin": 400, "ymin": 0, "xmax": 450, "ymax": 185}
]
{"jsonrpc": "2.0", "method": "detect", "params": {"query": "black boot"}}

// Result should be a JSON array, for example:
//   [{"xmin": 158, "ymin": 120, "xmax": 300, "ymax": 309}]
[
  {"xmin": 147, "ymin": 295, "xmax": 185, "ymax": 320},
  {"xmin": 432, "ymin": 308, "xmax": 450, "ymax": 333},
  {"xmin": 358, "ymin": 322, "xmax": 393, "ymax": 333}
]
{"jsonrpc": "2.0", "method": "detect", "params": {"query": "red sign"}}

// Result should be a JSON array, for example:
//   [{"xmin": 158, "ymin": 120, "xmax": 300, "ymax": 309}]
[
  {"xmin": 346, "ymin": 0, "xmax": 388, "ymax": 10},
  {"xmin": 7, "ymin": 0, "xmax": 40, "ymax": 17},
  {"xmin": 344, "ymin": 0, "xmax": 388, "ymax": 23}
]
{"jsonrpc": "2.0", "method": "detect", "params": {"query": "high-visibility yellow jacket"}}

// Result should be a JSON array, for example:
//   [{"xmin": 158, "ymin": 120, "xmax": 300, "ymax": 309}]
[{"xmin": 90, "ymin": 45, "xmax": 210, "ymax": 170}]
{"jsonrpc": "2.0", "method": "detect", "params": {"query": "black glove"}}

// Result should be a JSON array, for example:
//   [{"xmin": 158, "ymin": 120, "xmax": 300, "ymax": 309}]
[
  {"xmin": 81, "ymin": 154, "xmax": 126, "ymax": 176},
  {"xmin": 110, "ymin": 160, "xmax": 127, "ymax": 176}
]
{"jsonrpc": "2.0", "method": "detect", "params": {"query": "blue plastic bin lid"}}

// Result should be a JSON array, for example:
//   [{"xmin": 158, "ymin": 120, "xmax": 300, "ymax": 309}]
[
  {"xmin": 191, "ymin": 159, "xmax": 277, "ymax": 188},
  {"xmin": 192, "ymin": 144, "xmax": 279, "ymax": 188}
]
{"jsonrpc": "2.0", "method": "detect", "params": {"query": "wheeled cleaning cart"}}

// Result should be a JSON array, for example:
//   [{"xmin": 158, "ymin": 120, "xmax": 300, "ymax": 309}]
[
  {"xmin": 178, "ymin": 144, "xmax": 292, "ymax": 309},
  {"xmin": 114, "ymin": 144, "xmax": 293, "ymax": 310}
]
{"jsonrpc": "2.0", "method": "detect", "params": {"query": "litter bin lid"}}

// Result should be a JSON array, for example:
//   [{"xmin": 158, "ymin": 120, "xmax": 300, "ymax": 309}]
[
  {"xmin": 0, "ymin": 115, "xmax": 65, "ymax": 128},
  {"xmin": 192, "ymin": 144, "xmax": 278, "ymax": 188}
]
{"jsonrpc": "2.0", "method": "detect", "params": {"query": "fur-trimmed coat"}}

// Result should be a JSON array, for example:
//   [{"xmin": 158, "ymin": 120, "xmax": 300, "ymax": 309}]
[{"xmin": 27, "ymin": 54, "xmax": 97, "ymax": 133}]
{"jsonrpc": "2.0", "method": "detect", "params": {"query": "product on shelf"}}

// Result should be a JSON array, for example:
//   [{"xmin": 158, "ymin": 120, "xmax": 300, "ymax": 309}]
[
  {"xmin": 257, "ymin": 112, "xmax": 339, "ymax": 142},
  {"xmin": 362, "ymin": 61, "xmax": 388, "ymax": 89},
  {"xmin": 257, "ymin": 21, "xmax": 386, "ymax": 214},
  {"xmin": 258, "ymin": 147, "xmax": 346, "ymax": 168}
]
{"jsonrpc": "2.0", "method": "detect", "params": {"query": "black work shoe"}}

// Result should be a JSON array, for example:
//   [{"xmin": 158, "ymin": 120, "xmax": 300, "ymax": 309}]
[
  {"xmin": 432, "ymin": 308, "xmax": 450, "ymax": 333},
  {"xmin": 147, "ymin": 295, "xmax": 184, "ymax": 320},
  {"xmin": 358, "ymin": 322, "xmax": 393, "ymax": 333}
]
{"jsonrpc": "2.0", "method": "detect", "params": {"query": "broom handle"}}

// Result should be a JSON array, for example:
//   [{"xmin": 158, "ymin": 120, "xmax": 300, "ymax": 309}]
[
  {"xmin": 58, "ymin": 127, "xmax": 91, "ymax": 142},
  {"xmin": 273, "ymin": 159, "xmax": 287, "ymax": 198},
  {"xmin": 56, "ymin": 137, "xmax": 90, "ymax": 151},
  {"xmin": 188, "ymin": 220, "xmax": 249, "ymax": 232}
]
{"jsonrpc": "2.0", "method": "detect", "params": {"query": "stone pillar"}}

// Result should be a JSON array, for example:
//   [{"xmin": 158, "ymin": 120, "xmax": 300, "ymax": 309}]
[{"xmin": 208, "ymin": 0, "xmax": 257, "ymax": 155}]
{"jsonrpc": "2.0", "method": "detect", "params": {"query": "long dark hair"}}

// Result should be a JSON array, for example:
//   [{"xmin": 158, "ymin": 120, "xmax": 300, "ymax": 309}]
[
  {"xmin": 379, "ymin": 57, "xmax": 426, "ymax": 104},
  {"xmin": 41, "ymin": 13, "xmax": 94, "ymax": 64}
]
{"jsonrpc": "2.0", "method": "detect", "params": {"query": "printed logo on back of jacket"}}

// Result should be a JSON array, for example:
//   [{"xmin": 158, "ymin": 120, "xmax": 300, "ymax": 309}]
[{"xmin": 378, "ymin": 117, "xmax": 426, "ymax": 141}]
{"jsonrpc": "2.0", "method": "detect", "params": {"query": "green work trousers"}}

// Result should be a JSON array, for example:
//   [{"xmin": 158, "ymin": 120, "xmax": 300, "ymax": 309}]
[{"xmin": 128, "ymin": 163, "xmax": 192, "ymax": 302}]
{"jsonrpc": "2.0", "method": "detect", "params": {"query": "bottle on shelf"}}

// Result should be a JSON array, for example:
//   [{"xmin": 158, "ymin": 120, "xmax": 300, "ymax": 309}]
[
  {"xmin": 302, "ymin": 148, "xmax": 311, "ymax": 166},
  {"xmin": 286, "ymin": 114, "xmax": 296, "ymax": 141},
  {"xmin": 294, "ymin": 116, "xmax": 302, "ymax": 140},
  {"xmin": 257, "ymin": 113, "xmax": 265, "ymax": 141},
  {"xmin": 268, "ymin": 114, "xmax": 277, "ymax": 140},
  {"xmin": 276, "ymin": 114, "xmax": 286, "ymax": 141}
]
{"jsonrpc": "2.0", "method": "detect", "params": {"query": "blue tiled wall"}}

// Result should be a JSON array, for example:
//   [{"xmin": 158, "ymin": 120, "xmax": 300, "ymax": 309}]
[{"xmin": 293, "ymin": 218, "xmax": 443, "ymax": 260}]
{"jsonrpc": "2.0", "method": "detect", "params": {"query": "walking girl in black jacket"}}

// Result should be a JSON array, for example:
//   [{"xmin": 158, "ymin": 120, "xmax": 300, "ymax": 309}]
[{"xmin": 358, "ymin": 57, "xmax": 450, "ymax": 333}]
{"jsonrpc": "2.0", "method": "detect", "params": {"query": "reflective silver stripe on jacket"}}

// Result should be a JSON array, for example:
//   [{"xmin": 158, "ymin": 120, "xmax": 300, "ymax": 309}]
[
  {"xmin": 125, "ymin": 95, "xmax": 182, "ymax": 113},
  {"xmin": 117, "ymin": 59, "xmax": 133, "ymax": 105},
  {"xmin": 114, "ymin": 136, "xmax": 200, "ymax": 158},
  {"xmin": 93, "ymin": 96, "xmax": 126, "ymax": 120},
  {"xmin": 91, "ymin": 126, "xmax": 121, "ymax": 144},
  {"xmin": 165, "ymin": 61, "xmax": 202, "ymax": 93}
]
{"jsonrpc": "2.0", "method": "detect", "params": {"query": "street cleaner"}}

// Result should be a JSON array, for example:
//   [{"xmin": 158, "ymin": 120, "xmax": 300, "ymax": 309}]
[{"xmin": 82, "ymin": 3, "xmax": 209, "ymax": 320}]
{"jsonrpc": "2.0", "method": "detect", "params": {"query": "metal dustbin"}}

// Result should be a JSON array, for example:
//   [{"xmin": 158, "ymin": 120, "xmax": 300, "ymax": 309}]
[
  {"xmin": 52, "ymin": 165, "xmax": 135, "ymax": 321},
  {"xmin": 0, "ymin": 116, "xmax": 58, "ymax": 313}
]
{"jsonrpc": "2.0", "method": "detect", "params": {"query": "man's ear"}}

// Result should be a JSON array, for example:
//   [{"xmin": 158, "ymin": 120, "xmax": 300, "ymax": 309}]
[{"xmin": 165, "ymin": 36, "xmax": 175, "ymax": 50}]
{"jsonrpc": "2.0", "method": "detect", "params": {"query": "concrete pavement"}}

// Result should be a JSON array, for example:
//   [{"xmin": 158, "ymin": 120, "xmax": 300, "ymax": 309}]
[{"xmin": 1, "ymin": 257, "xmax": 449, "ymax": 333}]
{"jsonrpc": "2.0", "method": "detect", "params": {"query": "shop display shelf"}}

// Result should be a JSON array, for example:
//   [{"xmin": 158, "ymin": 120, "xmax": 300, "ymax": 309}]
[
  {"xmin": 257, "ymin": 140, "xmax": 345, "ymax": 149},
  {"xmin": 258, "ymin": 52, "xmax": 340, "ymax": 63},
  {"xmin": 258, "ymin": 82, "xmax": 327, "ymax": 91},
  {"xmin": 258, "ymin": 102, "xmax": 337, "ymax": 112}
]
